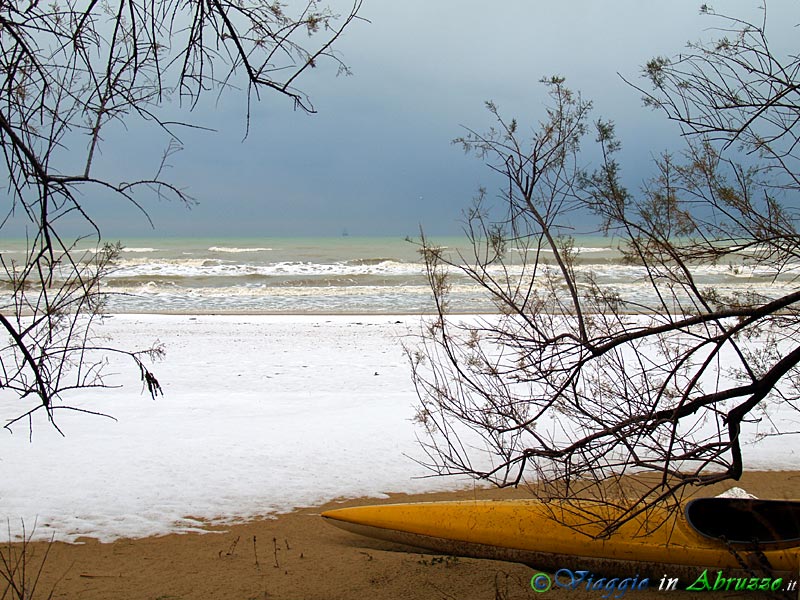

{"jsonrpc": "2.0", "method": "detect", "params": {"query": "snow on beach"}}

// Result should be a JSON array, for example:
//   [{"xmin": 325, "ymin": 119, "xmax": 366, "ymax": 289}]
[
  {"xmin": 0, "ymin": 314, "xmax": 798, "ymax": 543},
  {"xmin": 0, "ymin": 315, "xmax": 467, "ymax": 542}
]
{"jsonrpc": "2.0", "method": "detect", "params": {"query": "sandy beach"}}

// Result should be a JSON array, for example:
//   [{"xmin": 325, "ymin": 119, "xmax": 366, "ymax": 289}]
[{"xmin": 9, "ymin": 471, "xmax": 798, "ymax": 599}]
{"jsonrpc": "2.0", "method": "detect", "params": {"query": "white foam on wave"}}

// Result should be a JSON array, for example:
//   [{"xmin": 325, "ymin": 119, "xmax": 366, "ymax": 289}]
[
  {"xmin": 509, "ymin": 247, "xmax": 613, "ymax": 254},
  {"xmin": 108, "ymin": 259, "xmax": 422, "ymax": 279},
  {"xmin": 208, "ymin": 246, "xmax": 273, "ymax": 253}
]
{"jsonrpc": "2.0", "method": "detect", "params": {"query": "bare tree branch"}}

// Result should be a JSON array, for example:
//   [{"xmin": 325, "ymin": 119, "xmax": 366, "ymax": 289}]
[
  {"xmin": 412, "ymin": 6, "xmax": 800, "ymax": 537},
  {"xmin": 0, "ymin": 0, "xmax": 361, "ymax": 434}
]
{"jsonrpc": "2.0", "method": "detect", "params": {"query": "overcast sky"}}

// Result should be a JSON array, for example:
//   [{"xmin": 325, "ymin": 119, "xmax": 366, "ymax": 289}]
[{"xmin": 65, "ymin": 1, "xmax": 796, "ymax": 239}]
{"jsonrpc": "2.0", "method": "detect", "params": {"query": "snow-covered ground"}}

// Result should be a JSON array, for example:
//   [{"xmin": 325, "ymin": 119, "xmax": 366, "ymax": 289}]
[
  {"xmin": 0, "ymin": 315, "xmax": 466, "ymax": 542},
  {"xmin": 0, "ymin": 314, "xmax": 797, "ymax": 542}
]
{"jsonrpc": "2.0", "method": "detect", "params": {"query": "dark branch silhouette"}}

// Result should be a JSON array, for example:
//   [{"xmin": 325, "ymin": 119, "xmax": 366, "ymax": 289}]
[
  {"xmin": 0, "ymin": 0, "xmax": 362, "ymax": 433},
  {"xmin": 411, "ymin": 7, "xmax": 800, "ymax": 537}
]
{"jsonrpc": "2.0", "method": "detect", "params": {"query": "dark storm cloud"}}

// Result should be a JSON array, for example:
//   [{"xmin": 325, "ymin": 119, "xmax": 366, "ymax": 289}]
[{"xmin": 74, "ymin": 1, "xmax": 794, "ymax": 238}]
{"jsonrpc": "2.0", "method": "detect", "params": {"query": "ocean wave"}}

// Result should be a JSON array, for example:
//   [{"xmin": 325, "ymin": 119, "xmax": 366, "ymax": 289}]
[
  {"xmin": 10, "ymin": 235, "xmax": 794, "ymax": 314},
  {"xmin": 508, "ymin": 246, "xmax": 614, "ymax": 254},
  {"xmin": 107, "ymin": 259, "xmax": 424, "ymax": 279},
  {"xmin": 345, "ymin": 258, "xmax": 401, "ymax": 266},
  {"xmin": 208, "ymin": 246, "xmax": 273, "ymax": 253},
  {"xmin": 104, "ymin": 257, "xmax": 800, "ymax": 283},
  {"xmin": 106, "ymin": 273, "xmax": 425, "ymax": 289},
  {"xmin": 28, "ymin": 245, "xmax": 161, "ymax": 255},
  {"xmin": 506, "ymin": 245, "xmax": 619, "ymax": 255}
]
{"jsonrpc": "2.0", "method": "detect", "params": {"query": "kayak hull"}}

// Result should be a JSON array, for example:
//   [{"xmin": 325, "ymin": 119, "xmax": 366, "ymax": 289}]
[
  {"xmin": 328, "ymin": 517, "xmax": 711, "ymax": 581},
  {"xmin": 322, "ymin": 499, "xmax": 800, "ymax": 579}
]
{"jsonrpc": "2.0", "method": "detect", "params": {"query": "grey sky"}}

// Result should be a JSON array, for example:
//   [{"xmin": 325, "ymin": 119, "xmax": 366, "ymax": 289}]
[{"xmin": 66, "ymin": 1, "xmax": 795, "ymax": 239}]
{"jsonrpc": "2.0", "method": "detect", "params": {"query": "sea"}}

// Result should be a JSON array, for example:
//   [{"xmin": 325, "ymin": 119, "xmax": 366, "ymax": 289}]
[{"xmin": 0, "ymin": 236, "xmax": 796, "ymax": 314}]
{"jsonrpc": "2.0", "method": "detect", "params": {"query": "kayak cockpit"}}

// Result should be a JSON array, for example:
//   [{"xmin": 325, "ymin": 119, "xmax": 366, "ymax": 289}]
[{"xmin": 685, "ymin": 498, "xmax": 800, "ymax": 546}]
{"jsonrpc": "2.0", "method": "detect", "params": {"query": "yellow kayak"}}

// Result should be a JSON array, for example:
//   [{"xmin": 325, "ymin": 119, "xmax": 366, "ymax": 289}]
[{"xmin": 322, "ymin": 497, "xmax": 800, "ymax": 581}]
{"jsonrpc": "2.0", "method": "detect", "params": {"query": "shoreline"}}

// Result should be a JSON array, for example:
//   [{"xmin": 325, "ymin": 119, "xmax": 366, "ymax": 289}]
[{"xmin": 17, "ymin": 470, "xmax": 800, "ymax": 599}]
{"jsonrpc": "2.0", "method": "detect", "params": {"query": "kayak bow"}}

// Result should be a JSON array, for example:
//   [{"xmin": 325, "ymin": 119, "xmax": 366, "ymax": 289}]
[{"xmin": 322, "ymin": 498, "xmax": 800, "ymax": 578}]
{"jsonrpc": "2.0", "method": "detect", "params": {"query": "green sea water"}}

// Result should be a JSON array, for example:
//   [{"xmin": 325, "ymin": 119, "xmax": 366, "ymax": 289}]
[{"xmin": 1, "ymin": 235, "xmax": 794, "ymax": 314}]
